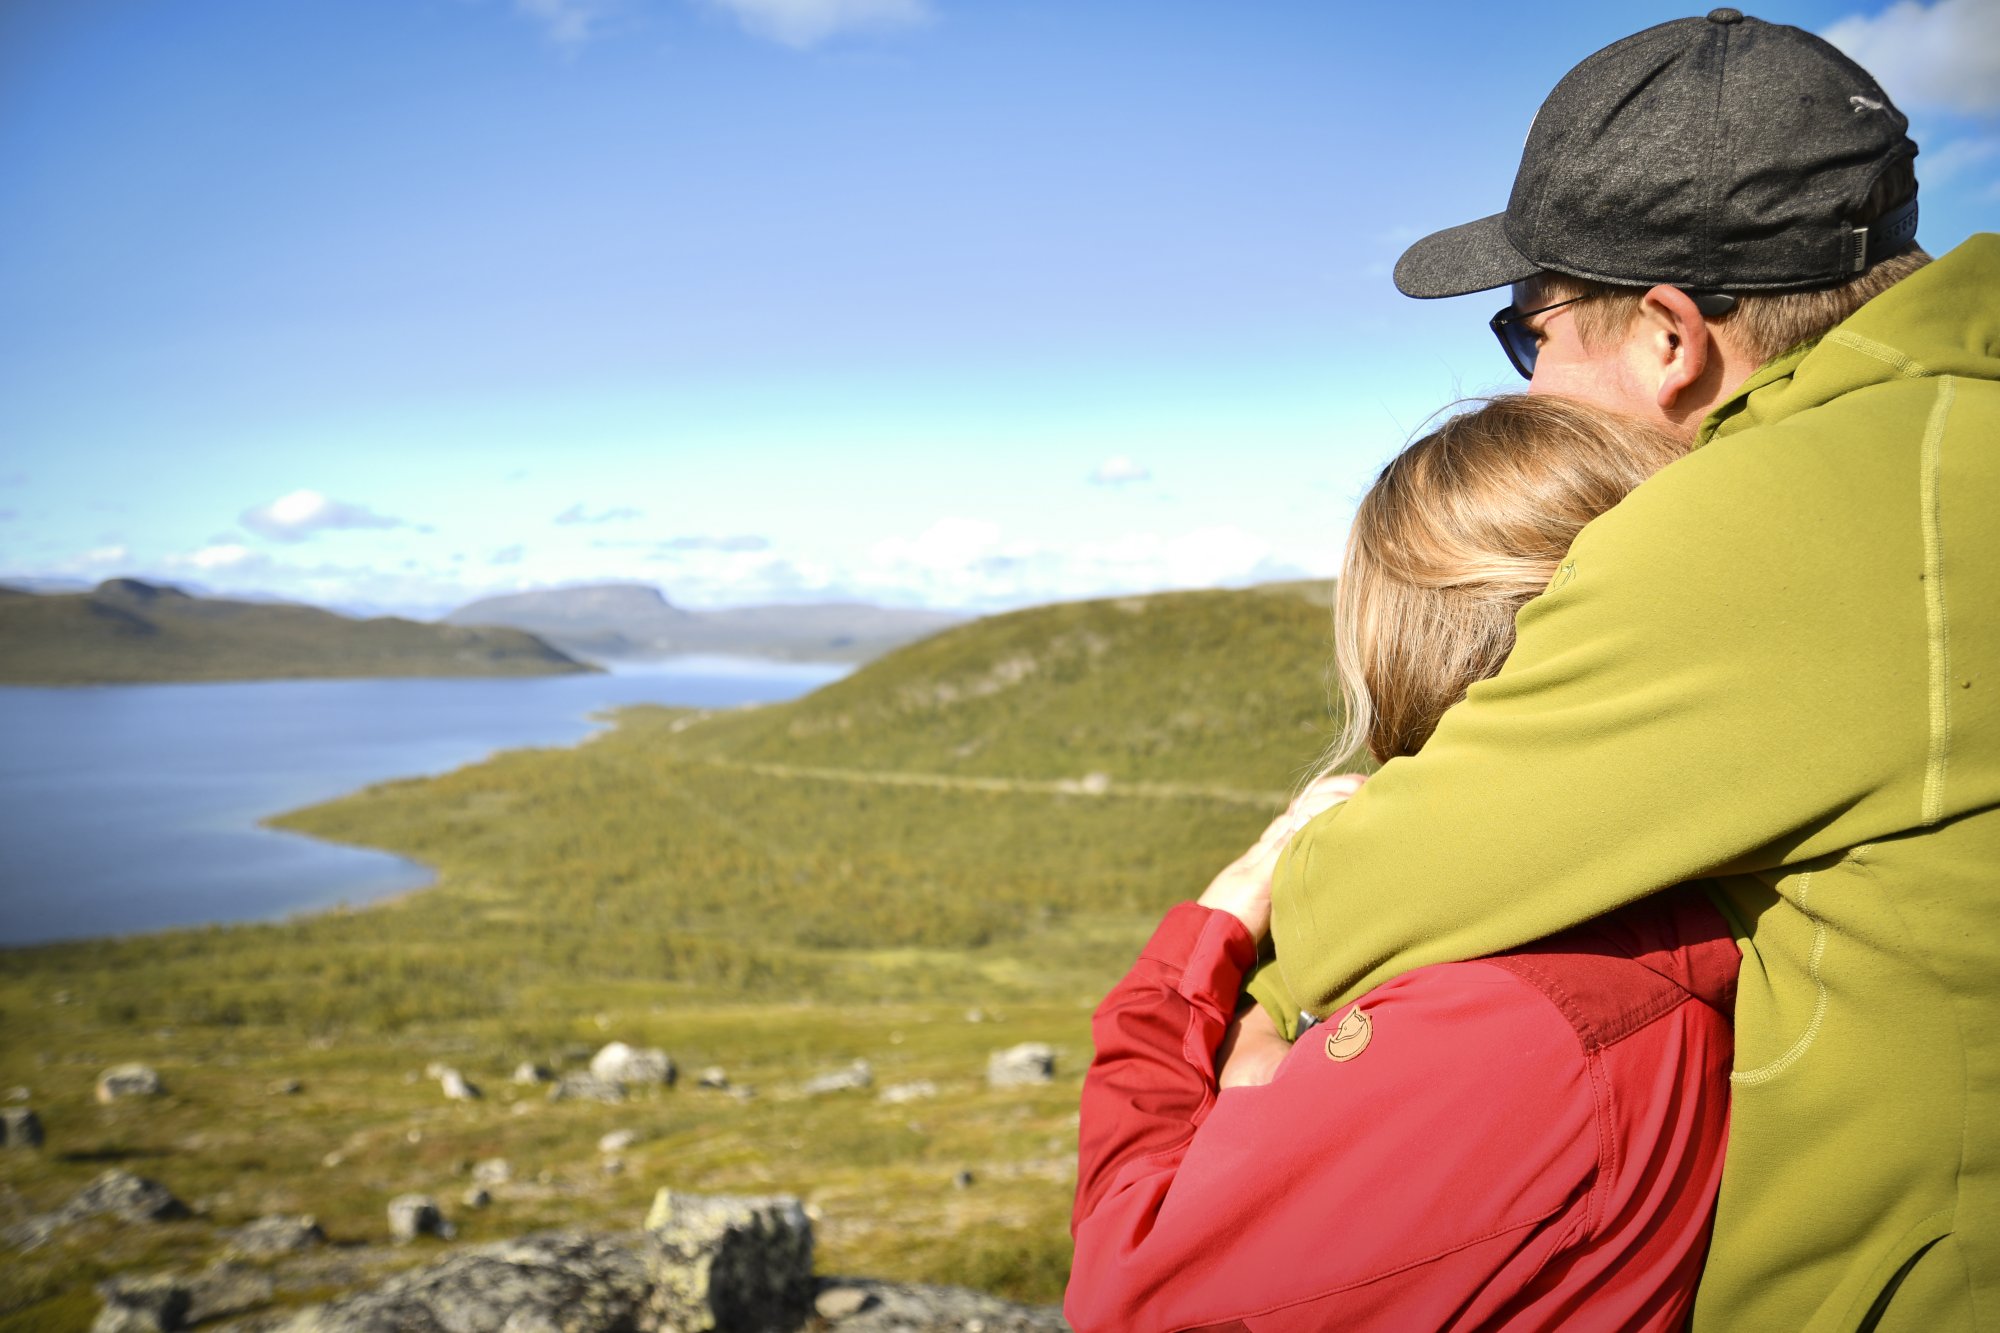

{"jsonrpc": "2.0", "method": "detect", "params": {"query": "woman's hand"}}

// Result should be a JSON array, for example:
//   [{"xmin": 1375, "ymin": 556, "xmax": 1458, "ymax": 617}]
[{"xmin": 1196, "ymin": 772, "xmax": 1366, "ymax": 942}]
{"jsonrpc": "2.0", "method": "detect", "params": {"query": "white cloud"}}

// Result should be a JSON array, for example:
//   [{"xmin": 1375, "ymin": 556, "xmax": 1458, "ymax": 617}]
[
  {"xmin": 241, "ymin": 490, "xmax": 407, "ymax": 543},
  {"xmin": 554, "ymin": 502, "xmax": 644, "ymax": 526},
  {"xmin": 1090, "ymin": 455, "xmax": 1153, "ymax": 486},
  {"xmin": 658, "ymin": 533, "xmax": 771, "ymax": 551},
  {"xmin": 1823, "ymin": 0, "xmax": 2000, "ymax": 115},
  {"xmin": 170, "ymin": 543, "xmax": 268, "ymax": 573},
  {"xmin": 516, "ymin": 0, "xmax": 620, "ymax": 49},
  {"xmin": 78, "ymin": 544, "xmax": 130, "ymax": 568},
  {"xmin": 491, "ymin": 544, "xmax": 527, "ymax": 565},
  {"xmin": 700, "ymin": 0, "xmax": 931, "ymax": 49},
  {"xmin": 1918, "ymin": 134, "xmax": 2000, "ymax": 184}
]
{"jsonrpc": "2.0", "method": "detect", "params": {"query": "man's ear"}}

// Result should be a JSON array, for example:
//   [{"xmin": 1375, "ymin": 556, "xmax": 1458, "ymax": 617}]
[{"xmin": 1636, "ymin": 285, "xmax": 1717, "ymax": 416}]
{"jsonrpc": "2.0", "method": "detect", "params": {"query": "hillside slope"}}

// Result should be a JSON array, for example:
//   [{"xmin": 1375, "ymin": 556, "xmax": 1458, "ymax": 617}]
[{"xmin": 0, "ymin": 579, "xmax": 591, "ymax": 684}]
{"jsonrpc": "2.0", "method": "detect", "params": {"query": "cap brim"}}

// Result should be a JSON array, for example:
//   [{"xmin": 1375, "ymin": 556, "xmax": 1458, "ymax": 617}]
[{"xmin": 1393, "ymin": 212, "xmax": 1541, "ymax": 299}]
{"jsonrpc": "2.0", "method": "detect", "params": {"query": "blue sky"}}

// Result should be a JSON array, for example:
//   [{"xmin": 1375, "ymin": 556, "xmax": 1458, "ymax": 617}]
[{"xmin": 2, "ymin": 0, "xmax": 1994, "ymax": 615}]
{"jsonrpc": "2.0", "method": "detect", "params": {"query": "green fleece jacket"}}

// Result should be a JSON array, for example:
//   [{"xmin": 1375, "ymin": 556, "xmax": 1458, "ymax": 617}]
[{"xmin": 1263, "ymin": 234, "xmax": 2000, "ymax": 1332}]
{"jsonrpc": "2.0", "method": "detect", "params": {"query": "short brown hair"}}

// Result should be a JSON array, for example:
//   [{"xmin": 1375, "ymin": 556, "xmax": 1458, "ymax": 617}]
[
  {"xmin": 1328, "ymin": 396, "xmax": 1690, "ymax": 769},
  {"xmin": 1539, "ymin": 163, "xmax": 1930, "ymax": 365}
]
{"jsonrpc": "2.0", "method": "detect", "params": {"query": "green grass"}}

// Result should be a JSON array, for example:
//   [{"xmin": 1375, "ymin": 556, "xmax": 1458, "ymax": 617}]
[{"xmin": 0, "ymin": 581, "xmax": 1346, "ymax": 1326}]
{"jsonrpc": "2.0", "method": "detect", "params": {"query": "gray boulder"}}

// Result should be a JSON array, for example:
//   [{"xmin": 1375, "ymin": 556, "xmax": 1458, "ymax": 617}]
[
  {"xmin": 878, "ymin": 1081, "xmax": 937, "ymax": 1106},
  {"xmin": 223, "ymin": 1214, "xmax": 325, "ymax": 1259},
  {"xmin": 471, "ymin": 1157, "xmax": 513, "ymax": 1186},
  {"xmin": 438, "ymin": 1069, "xmax": 482, "ymax": 1101},
  {"xmin": 95, "ymin": 1064, "xmax": 164, "ymax": 1103},
  {"xmin": 3, "ymin": 1169, "xmax": 195, "ymax": 1249},
  {"xmin": 987, "ymin": 1043, "xmax": 1057, "ymax": 1088},
  {"xmin": 802, "ymin": 1060, "xmax": 872, "ymax": 1096},
  {"xmin": 386, "ymin": 1194, "xmax": 452, "ymax": 1243},
  {"xmin": 811, "ymin": 1278, "xmax": 1070, "ymax": 1331},
  {"xmin": 273, "ymin": 1231, "xmax": 652, "ymax": 1333},
  {"xmin": 512, "ymin": 1061, "xmax": 554, "ymax": 1085},
  {"xmin": 591, "ymin": 1042, "xmax": 677, "ymax": 1088},
  {"xmin": 645, "ymin": 1190, "xmax": 813, "ymax": 1333},
  {"xmin": 548, "ymin": 1072, "xmax": 626, "ymax": 1104},
  {"xmin": 0, "ymin": 1106, "xmax": 44, "ymax": 1149},
  {"xmin": 93, "ymin": 1264, "xmax": 274, "ymax": 1333}
]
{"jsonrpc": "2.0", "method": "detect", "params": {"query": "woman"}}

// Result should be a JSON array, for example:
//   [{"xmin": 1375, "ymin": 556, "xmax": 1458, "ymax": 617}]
[{"xmin": 1068, "ymin": 396, "xmax": 1739, "ymax": 1332}]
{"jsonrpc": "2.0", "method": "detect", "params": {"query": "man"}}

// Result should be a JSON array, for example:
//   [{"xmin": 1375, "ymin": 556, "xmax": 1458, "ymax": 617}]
[{"xmin": 1255, "ymin": 10, "xmax": 1998, "ymax": 1331}]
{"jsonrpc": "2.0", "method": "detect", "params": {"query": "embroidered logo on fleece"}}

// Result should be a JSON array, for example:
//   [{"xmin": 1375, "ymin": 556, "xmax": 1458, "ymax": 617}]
[{"xmin": 1324, "ymin": 1007, "xmax": 1372, "ymax": 1062}]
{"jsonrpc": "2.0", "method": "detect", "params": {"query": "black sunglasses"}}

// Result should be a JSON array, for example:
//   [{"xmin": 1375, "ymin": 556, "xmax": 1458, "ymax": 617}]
[
  {"xmin": 1489, "ymin": 289, "xmax": 1741, "ymax": 380},
  {"xmin": 1488, "ymin": 295, "xmax": 1589, "ymax": 380}
]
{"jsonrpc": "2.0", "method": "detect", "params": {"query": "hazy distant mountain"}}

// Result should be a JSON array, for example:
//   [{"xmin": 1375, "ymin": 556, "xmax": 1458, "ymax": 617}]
[
  {"xmin": 444, "ymin": 583, "xmax": 963, "ymax": 664},
  {"xmin": 0, "ymin": 579, "xmax": 592, "ymax": 684}
]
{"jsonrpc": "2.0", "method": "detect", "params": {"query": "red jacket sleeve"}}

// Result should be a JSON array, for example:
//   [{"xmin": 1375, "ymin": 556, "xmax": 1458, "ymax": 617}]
[{"xmin": 1068, "ymin": 904, "xmax": 1602, "ymax": 1333}]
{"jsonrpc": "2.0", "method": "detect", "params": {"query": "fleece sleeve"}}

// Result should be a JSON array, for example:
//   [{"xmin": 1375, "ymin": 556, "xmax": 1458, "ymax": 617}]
[
  {"xmin": 1068, "ymin": 904, "xmax": 1597, "ymax": 1333},
  {"xmin": 1268, "ymin": 416, "xmax": 1934, "ymax": 1016}
]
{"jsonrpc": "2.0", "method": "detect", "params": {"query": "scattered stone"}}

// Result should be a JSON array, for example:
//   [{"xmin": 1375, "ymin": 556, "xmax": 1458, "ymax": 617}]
[
  {"xmin": 988, "ymin": 1043, "xmax": 1057, "ymax": 1088},
  {"xmin": 95, "ymin": 1064, "xmax": 164, "ymax": 1103},
  {"xmin": 809, "ymin": 1278, "xmax": 1068, "ymax": 1332},
  {"xmin": 270, "ymin": 1230, "xmax": 651, "ymax": 1333},
  {"xmin": 320, "ymin": 1151, "xmax": 345, "ymax": 1169},
  {"xmin": 386, "ymin": 1195, "xmax": 452, "ymax": 1243},
  {"xmin": 547, "ymin": 1072, "xmax": 625, "ymax": 1104},
  {"xmin": 598, "ymin": 1129, "xmax": 637, "ymax": 1155},
  {"xmin": 953, "ymin": 1170, "xmax": 976, "ymax": 1190},
  {"xmin": 268, "ymin": 1078, "xmax": 304, "ymax": 1096},
  {"xmin": 590, "ymin": 1042, "xmax": 676, "ymax": 1088},
  {"xmin": 462, "ymin": 1186, "xmax": 492, "ymax": 1211},
  {"xmin": 4, "ymin": 1170, "xmax": 188, "ymax": 1251},
  {"xmin": 697, "ymin": 1065, "xmax": 731, "ymax": 1090},
  {"xmin": 405, "ymin": 1130, "xmax": 423, "ymax": 1145},
  {"xmin": 511, "ymin": 1061, "xmax": 552, "ymax": 1085},
  {"xmin": 965, "ymin": 1007, "xmax": 987, "ymax": 1024},
  {"xmin": 645, "ymin": 1190, "xmax": 814, "ymax": 1333},
  {"xmin": 223, "ymin": 1215, "xmax": 325, "ymax": 1259},
  {"xmin": 181, "ymin": 1263, "xmax": 276, "ymax": 1323},
  {"xmin": 602, "ymin": 1158, "xmax": 626, "ymax": 1177},
  {"xmin": 471, "ymin": 1157, "xmax": 512, "ymax": 1186},
  {"xmin": 438, "ymin": 1069, "xmax": 481, "ymax": 1102},
  {"xmin": 422, "ymin": 1061, "xmax": 450, "ymax": 1080},
  {"xmin": 92, "ymin": 1272, "xmax": 188, "ymax": 1333},
  {"xmin": 5, "ymin": 1086, "xmax": 28, "ymax": 1101},
  {"xmin": 879, "ymin": 1080, "xmax": 937, "ymax": 1106},
  {"xmin": 803, "ymin": 1059, "xmax": 873, "ymax": 1096},
  {"xmin": 1, "ymin": 1106, "xmax": 44, "ymax": 1149},
  {"xmin": 815, "ymin": 1283, "xmax": 878, "ymax": 1321}
]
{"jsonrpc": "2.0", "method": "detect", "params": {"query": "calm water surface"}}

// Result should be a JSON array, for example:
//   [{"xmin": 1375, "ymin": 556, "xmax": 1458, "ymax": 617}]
[{"xmin": 0, "ymin": 661, "xmax": 843, "ymax": 946}]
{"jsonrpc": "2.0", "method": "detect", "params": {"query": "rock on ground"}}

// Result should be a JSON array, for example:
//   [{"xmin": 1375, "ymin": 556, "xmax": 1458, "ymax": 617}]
[
  {"xmin": 802, "ymin": 1060, "xmax": 872, "ymax": 1096},
  {"xmin": 438, "ymin": 1069, "xmax": 482, "ymax": 1101},
  {"xmin": 472, "ymin": 1157, "xmax": 513, "ymax": 1186},
  {"xmin": 644, "ymin": 1190, "xmax": 814, "ymax": 1333},
  {"xmin": 224, "ymin": 1215, "xmax": 326, "ymax": 1260},
  {"xmin": 513, "ymin": 1062, "xmax": 554, "ymax": 1085},
  {"xmin": 272, "ymin": 1231, "xmax": 652, "ymax": 1333},
  {"xmin": 386, "ymin": 1195, "xmax": 452, "ymax": 1243},
  {"xmin": 5, "ymin": 1169, "xmax": 189, "ymax": 1250},
  {"xmin": 95, "ymin": 1064, "xmax": 165, "ymax": 1103},
  {"xmin": 591, "ymin": 1042, "xmax": 677, "ymax": 1088},
  {"xmin": 94, "ymin": 1263, "xmax": 275, "ymax": 1332},
  {"xmin": 0, "ymin": 1106, "xmax": 44, "ymax": 1149},
  {"xmin": 987, "ymin": 1044, "xmax": 1057, "ymax": 1088},
  {"xmin": 548, "ymin": 1073, "xmax": 627, "ymax": 1104},
  {"xmin": 877, "ymin": 1081, "xmax": 937, "ymax": 1106}
]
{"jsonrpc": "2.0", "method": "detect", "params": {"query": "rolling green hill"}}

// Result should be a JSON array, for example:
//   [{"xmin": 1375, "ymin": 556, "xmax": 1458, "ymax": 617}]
[
  {"xmin": 0, "ymin": 579, "xmax": 590, "ymax": 683},
  {"xmin": 0, "ymin": 581, "xmax": 1346, "ymax": 1326}
]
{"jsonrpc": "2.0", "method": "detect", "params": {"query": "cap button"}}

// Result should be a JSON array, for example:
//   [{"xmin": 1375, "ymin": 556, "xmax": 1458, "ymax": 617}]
[{"xmin": 1707, "ymin": 7, "xmax": 1744, "ymax": 21}]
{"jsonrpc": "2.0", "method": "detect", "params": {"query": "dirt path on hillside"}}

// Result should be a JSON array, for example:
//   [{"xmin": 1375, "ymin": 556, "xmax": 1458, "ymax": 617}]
[{"xmin": 697, "ymin": 757, "xmax": 1290, "ymax": 809}]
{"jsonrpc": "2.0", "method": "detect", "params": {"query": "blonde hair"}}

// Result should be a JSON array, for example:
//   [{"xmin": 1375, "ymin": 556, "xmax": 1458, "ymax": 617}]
[{"xmin": 1327, "ymin": 395, "xmax": 1690, "ymax": 770}]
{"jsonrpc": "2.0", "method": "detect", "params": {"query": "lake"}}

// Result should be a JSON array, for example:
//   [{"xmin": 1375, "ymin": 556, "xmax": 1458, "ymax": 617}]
[{"xmin": 0, "ymin": 661, "xmax": 845, "ymax": 946}]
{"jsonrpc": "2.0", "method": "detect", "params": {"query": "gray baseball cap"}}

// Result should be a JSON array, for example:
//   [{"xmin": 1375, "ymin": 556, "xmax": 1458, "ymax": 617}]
[{"xmin": 1394, "ymin": 9, "xmax": 1920, "ymax": 299}]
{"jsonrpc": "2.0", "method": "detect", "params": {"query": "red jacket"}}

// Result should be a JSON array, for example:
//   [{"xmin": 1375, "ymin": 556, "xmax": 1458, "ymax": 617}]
[{"xmin": 1069, "ymin": 891, "xmax": 1738, "ymax": 1332}]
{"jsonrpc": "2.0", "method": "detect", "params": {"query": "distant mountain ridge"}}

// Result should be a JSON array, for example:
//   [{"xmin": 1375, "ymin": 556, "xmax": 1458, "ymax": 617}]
[
  {"xmin": 444, "ymin": 583, "xmax": 963, "ymax": 664},
  {"xmin": 0, "ymin": 579, "xmax": 591, "ymax": 684}
]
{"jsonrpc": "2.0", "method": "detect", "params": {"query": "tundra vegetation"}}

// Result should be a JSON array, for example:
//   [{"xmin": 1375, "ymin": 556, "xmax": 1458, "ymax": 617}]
[{"xmin": 0, "ymin": 582, "xmax": 1345, "ymax": 1330}]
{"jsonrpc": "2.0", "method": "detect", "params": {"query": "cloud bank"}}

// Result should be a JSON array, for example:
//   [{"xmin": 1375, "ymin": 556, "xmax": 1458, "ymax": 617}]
[
  {"xmin": 240, "ymin": 490, "xmax": 407, "ymax": 543},
  {"xmin": 1090, "ymin": 455, "xmax": 1152, "ymax": 486},
  {"xmin": 554, "ymin": 503, "xmax": 644, "ymax": 526},
  {"xmin": 1823, "ymin": 0, "xmax": 2000, "ymax": 114}
]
